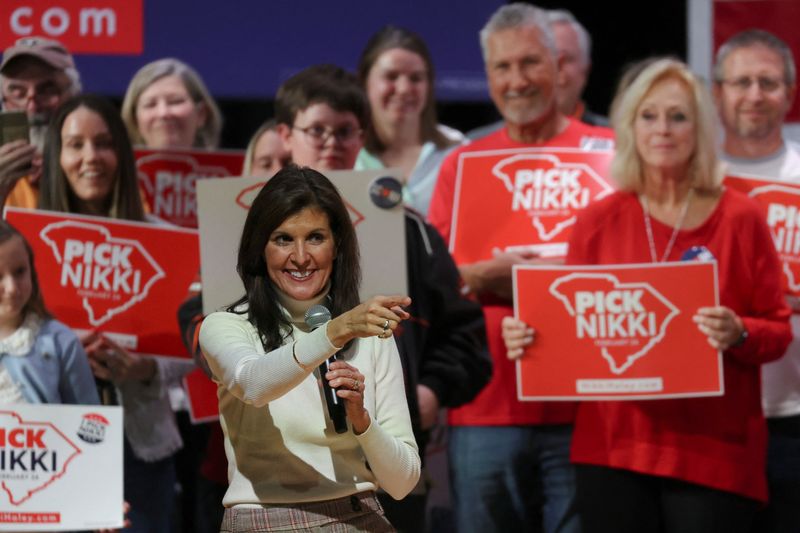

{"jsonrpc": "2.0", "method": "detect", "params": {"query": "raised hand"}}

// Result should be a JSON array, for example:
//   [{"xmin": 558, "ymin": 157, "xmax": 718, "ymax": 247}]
[{"xmin": 326, "ymin": 294, "xmax": 412, "ymax": 346}]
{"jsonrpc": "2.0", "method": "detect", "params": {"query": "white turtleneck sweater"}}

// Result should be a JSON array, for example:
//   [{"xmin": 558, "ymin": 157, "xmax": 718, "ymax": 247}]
[{"xmin": 198, "ymin": 291, "xmax": 420, "ymax": 506}]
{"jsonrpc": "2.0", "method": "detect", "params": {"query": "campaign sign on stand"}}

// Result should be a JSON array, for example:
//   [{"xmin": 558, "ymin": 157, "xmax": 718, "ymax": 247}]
[
  {"xmin": 196, "ymin": 170, "xmax": 407, "ymax": 316},
  {"xmin": 5, "ymin": 208, "xmax": 199, "ymax": 359},
  {"xmin": 191, "ymin": 170, "xmax": 407, "ymax": 419},
  {"xmin": 513, "ymin": 262, "xmax": 721, "ymax": 401},
  {"xmin": 135, "ymin": 148, "xmax": 245, "ymax": 228},
  {"xmin": 0, "ymin": 404, "xmax": 123, "ymax": 531},
  {"xmin": 449, "ymin": 148, "xmax": 614, "ymax": 263},
  {"xmin": 725, "ymin": 175, "xmax": 800, "ymax": 306}
]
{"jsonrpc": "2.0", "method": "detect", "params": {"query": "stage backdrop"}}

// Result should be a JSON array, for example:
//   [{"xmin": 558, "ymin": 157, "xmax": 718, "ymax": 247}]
[{"xmin": 0, "ymin": 0, "xmax": 502, "ymax": 101}]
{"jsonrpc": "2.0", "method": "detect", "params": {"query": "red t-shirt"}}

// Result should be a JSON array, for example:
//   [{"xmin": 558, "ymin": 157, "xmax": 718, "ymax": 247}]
[
  {"xmin": 428, "ymin": 119, "xmax": 614, "ymax": 426},
  {"xmin": 567, "ymin": 189, "xmax": 791, "ymax": 501}
]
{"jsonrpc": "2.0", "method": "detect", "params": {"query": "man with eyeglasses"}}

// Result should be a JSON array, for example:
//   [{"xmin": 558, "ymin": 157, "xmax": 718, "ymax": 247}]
[
  {"xmin": 0, "ymin": 37, "xmax": 81, "ymax": 208},
  {"xmin": 713, "ymin": 29, "xmax": 800, "ymax": 533}
]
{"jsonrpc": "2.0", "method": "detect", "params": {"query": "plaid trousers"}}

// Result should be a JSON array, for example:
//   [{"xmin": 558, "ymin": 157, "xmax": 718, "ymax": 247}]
[{"xmin": 219, "ymin": 491, "xmax": 396, "ymax": 532}]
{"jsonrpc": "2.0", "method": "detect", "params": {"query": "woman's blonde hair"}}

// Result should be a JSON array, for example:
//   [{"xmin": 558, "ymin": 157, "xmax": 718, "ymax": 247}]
[
  {"xmin": 121, "ymin": 58, "xmax": 222, "ymax": 149},
  {"xmin": 610, "ymin": 58, "xmax": 722, "ymax": 193},
  {"xmin": 242, "ymin": 119, "xmax": 277, "ymax": 176}
]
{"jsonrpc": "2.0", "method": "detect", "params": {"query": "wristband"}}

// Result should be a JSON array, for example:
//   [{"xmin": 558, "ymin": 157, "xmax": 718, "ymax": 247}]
[{"xmin": 732, "ymin": 327, "xmax": 748, "ymax": 348}]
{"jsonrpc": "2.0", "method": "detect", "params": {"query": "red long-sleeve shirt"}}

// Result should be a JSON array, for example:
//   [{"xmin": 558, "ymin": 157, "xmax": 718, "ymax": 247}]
[
  {"xmin": 428, "ymin": 119, "xmax": 613, "ymax": 426},
  {"xmin": 567, "ymin": 189, "xmax": 791, "ymax": 501}
]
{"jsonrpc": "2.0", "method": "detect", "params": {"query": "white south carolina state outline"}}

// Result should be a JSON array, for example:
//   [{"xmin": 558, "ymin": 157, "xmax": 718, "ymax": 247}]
[
  {"xmin": 39, "ymin": 220, "xmax": 166, "ymax": 327},
  {"xmin": 549, "ymin": 272, "xmax": 680, "ymax": 375},
  {"xmin": 747, "ymin": 183, "xmax": 800, "ymax": 292},
  {"xmin": 492, "ymin": 153, "xmax": 614, "ymax": 242}
]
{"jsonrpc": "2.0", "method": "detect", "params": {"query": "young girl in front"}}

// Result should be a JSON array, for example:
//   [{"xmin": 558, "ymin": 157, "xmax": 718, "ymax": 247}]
[{"xmin": 0, "ymin": 220, "xmax": 99, "ymax": 405}]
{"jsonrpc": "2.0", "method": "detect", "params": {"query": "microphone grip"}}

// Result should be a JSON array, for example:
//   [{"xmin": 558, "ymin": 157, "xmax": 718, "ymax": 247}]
[{"xmin": 319, "ymin": 356, "xmax": 348, "ymax": 434}]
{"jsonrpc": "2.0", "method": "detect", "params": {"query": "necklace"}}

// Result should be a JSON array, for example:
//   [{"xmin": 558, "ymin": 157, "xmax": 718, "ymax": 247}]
[{"xmin": 641, "ymin": 188, "xmax": 693, "ymax": 263}]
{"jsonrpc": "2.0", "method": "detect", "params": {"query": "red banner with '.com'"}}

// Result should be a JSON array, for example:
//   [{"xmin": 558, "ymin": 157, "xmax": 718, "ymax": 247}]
[
  {"xmin": 0, "ymin": 0, "xmax": 143, "ymax": 54},
  {"xmin": 5, "ymin": 208, "xmax": 199, "ymax": 359}
]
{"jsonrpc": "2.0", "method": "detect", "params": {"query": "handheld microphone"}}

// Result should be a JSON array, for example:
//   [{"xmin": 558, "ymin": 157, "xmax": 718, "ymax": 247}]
[{"xmin": 304, "ymin": 305, "xmax": 348, "ymax": 434}]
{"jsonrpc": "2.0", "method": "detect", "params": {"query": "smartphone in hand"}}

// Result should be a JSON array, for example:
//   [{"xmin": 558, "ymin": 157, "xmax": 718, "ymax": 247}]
[{"xmin": 0, "ymin": 110, "xmax": 30, "ymax": 145}]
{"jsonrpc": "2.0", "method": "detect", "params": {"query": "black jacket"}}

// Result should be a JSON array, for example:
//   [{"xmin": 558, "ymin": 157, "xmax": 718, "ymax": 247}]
[{"xmin": 396, "ymin": 209, "xmax": 491, "ymax": 453}]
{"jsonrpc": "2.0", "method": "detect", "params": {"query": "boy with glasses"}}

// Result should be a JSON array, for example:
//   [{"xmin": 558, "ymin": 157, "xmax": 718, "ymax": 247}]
[{"xmin": 275, "ymin": 64, "xmax": 366, "ymax": 171}]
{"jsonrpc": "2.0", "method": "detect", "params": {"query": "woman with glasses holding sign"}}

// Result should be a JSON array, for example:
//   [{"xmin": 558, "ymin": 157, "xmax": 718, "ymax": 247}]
[
  {"xmin": 198, "ymin": 165, "xmax": 420, "ymax": 531},
  {"xmin": 38, "ymin": 93, "xmax": 183, "ymax": 533},
  {"xmin": 355, "ymin": 26, "xmax": 464, "ymax": 216},
  {"xmin": 502, "ymin": 59, "xmax": 791, "ymax": 532}
]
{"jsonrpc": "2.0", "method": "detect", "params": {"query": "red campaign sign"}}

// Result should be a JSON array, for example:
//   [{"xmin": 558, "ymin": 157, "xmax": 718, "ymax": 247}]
[
  {"xmin": 725, "ymin": 175, "xmax": 800, "ymax": 302},
  {"xmin": 0, "ymin": 0, "xmax": 143, "ymax": 54},
  {"xmin": 135, "ymin": 149, "xmax": 245, "ymax": 228},
  {"xmin": 449, "ymin": 148, "xmax": 614, "ymax": 264},
  {"xmin": 514, "ymin": 262, "xmax": 722, "ymax": 400},
  {"xmin": 5, "ymin": 208, "xmax": 199, "ymax": 359},
  {"xmin": 184, "ymin": 368, "xmax": 219, "ymax": 423}
]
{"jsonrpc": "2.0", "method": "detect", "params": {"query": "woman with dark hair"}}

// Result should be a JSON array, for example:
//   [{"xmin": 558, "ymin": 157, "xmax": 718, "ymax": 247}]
[
  {"xmin": 37, "ymin": 93, "xmax": 186, "ymax": 533},
  {"xmin": 39, "ymin": 94, "xmax": 145, "ymax": 220},
  {"xmin": 199, "ymin": 165, "xmax": 420, "ymax": 532},
  {"xmin": 355, "ymin": 26, "xmax": 464, "ymax": 215}
]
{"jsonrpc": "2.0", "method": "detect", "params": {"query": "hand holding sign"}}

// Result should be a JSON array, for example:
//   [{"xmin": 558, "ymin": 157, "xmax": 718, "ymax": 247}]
[
  {"xmin": 501, "ymin": 316, "xmax": 535, "ymax": 360},
  {"xmin": 461, "ymin": 248, "xmax": 538, "ymax": 300},
  {"xmin": 83, "ymin": 331, "xmax": 157, "ymax": 384},
  {"xmin": 693, "ymin": 306, "xmax": 746, "ymax": 351}
]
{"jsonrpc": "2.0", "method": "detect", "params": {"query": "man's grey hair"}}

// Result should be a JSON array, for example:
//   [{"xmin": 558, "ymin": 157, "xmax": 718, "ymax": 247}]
[
  {"xmin": 479, "ymin": 3, "xmax": 556, "ymax": 62},
  {"xmin": 714, "ymin": 29, "xmax": 796, "ymax": 85},
  {"xmin": 547, "ymin": 9, "xmax": 591, "ymax": 67}
]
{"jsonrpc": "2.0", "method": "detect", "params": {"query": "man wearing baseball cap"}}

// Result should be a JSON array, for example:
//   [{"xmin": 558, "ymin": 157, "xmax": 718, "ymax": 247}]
[{"xmin": 0, "ymin": 37, "xmax": 81, "ymax": 207}]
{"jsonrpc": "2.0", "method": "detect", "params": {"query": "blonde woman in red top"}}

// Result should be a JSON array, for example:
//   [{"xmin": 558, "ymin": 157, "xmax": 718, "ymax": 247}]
[{"xmin": 503, "ymin": 58, "xmax": 791, "ymax": 533}]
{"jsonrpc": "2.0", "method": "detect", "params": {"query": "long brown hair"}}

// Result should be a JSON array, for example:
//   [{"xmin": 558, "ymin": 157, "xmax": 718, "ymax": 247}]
[
  {"xmin": 357, "ymin": 26, "xmax": 455, "ymax": 154},
  {"xmin": 230, "ymin": 165, "xmax": 361, "ymax": 350},
  {"xmin": 39, "ymin": 94, "xmax": 146, "ymax": 221}
]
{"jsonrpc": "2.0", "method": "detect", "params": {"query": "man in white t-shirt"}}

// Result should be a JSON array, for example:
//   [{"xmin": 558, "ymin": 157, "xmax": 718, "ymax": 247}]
[{"xmin": 714, "ymin": 29, "xmax": 800, "ymax": 533}]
